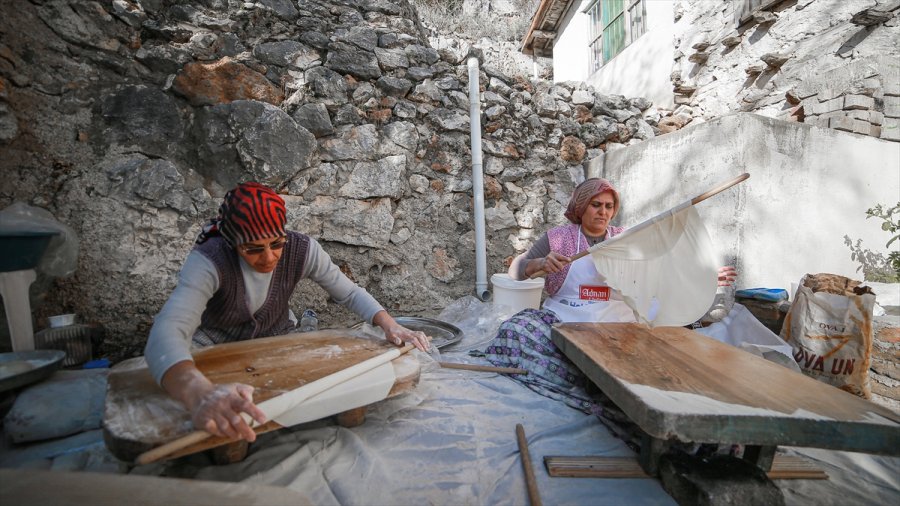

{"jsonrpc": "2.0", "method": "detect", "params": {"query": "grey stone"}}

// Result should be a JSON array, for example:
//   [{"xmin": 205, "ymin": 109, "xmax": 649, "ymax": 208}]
[
  {"xmin": 534, "ymin": 93, "xmax": 558, "ymax": 117},
  {"xmin": 881, "ymin": 117, "xmax": 900, "ymax": 140},
  {"xmin": 658, "ymin": 453, "xmax": 784, "ymax": 506},
  {"xmin": 883, "ymin": 96, "xmax": 900, "ymax": 118},
  {"xmin": 485, "ymin": 105, "xmax": 506, "ymax": 120},
  {"xmin": 405, "ymin": 45, "xmax": 440, "ymax": 66},
  {"xmin": 194, "ymin": 100, "xmax": 317, "ymax": 189},
  {"xmin": 407, "ymin": 66, "xmax": 434, "ymax": 81},
  {"xmin": 134, "ymin": 43, "xmax": 193, "ymax": 75},
  {"xmin": 689, "ymin": 52, "xmax": 710, "ymax": 64},
  {"xmin": 340, "ymin": 155, "xmax": 406, "ymax": 198},
  {"xmin": 306, "ymin": 66, "xmax": 349, "ymax": 106},
  {"xmin": 36, "ymin": 0, "xmax": 122, "ymax": 51},
  {"xmin": 629, "ymin": 97, "xmax": 652, "ymax": 111},
  {"xmin": 844, "ymin": 94, "xmax": 875, "ymax": 110},
  {"xmin": 326, "ymin": 41, "xmax": 382, "ymax": 80},
  {"xmin": 830, "ymin": 115, "xmax": 856, "ymax": 132},
  {"xmin": 374, "ymin": 47, "xmax": 410, "ymax": 70},
  {"xmin": 869, "ymin": 110, "xmax": 884, "ymax": 125},
  {"xmin": 0, "ymin": 103, "xmax": 19, "ymax": 143},
  {"xmin": 435, "ymin": 76, "xmax": 461, "ymax": 91},
  {"xmin": 761, "ymin": 53, "xmax": 790, "ymax": 68},
  {"xmin": 394, "ymin": 101, "xmax": 418, "ymax": 118},
  {"xmin": 722, "ymin": 35, "xmax": 741, "ymax": 47},
  {"xmin": 319, "ymin": 124, "xmax": 380, "ymax": 161},
  {"xmin": 409, "ymin": 80, "xmax": 442, "ymax": 103},
  {"xmin": 378, "ymin": 32, "xmax": 401, "ymax": 49},
  {"xmin": 253, "ymin": 41, "xmax": 320, "ymax": 69},
  {"xmin": 376, "ymin": 76, "xmax": 413, "ymax": 97},
  {"xmin": 382, "ymin": 121, "xmax": 418, "ymax": 152},
  {"xmin": 485, "ymin": 201, "xmax": 517, "ymax": 231},
  {"xmin": 628, "ymin": 117, "xmax": 656, "ymax": 140},
  {"xmin": 317, "ymin": 196, "xmax": 394, "ymax": 248},
  {"xmin": 340, "ymin": 26, "xmax": 378, "ymax": 52},
  {"xmin": 428, "ymin": 108, "xmax": 470, "ymax": 132},
  {"xmin": 753, "ymin": 11, "xmax": 777, "ymax": 24},
  {"xmin": 98, "ymin": 85, "xmax": 183, "ymax": 159},
  {"xmin": 483, "ymin": 91, "xmax": 509, "ymax": 105},
  {"xmin": 489, "ymin": 77, "xmax": 513, "ymax": 97},
  {"xmin": 333, "ymin": 103, "xmax": 364, "ymax": 126},
  {"xmin": 111, "ymin": 0, "xmax": 147, "ymax": 27},
  {"xmin": 572, "ymin": 89, "xmax": 594, "ymax": 106},
  {"xmin": 257, "ymin": 0, "xmax": 299, "ymax": 20},
  {"xmin": 850, "ymin": 8, "xmax": 894, "ymax": 26},
  {"xmin": 299, "ymin": 31, "xmax": 330, "ymax": 50},
  {"xmin": 292, "ymin": 103, "xmax": 334, "ymax": 138},
  {"xmin": 104, "ymin": 156, "xmax": 196, "ymax": 213}
]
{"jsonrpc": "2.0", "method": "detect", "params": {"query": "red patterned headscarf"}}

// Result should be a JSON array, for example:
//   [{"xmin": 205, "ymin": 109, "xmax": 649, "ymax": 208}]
[
  {"xmin": 196, "ymin": 182, "xmax": 286, "ymax": 246},
  {"xmin": 563, "ymin": 178, "xmax": 620, "ymax": 224}
]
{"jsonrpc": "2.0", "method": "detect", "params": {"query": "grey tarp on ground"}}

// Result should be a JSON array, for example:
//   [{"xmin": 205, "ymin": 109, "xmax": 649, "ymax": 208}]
[{"xmin": 126, "ymin": 346, "xmax": 899, "ymax": 506}]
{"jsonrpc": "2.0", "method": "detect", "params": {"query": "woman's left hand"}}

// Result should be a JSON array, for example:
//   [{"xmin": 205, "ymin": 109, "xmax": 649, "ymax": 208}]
[
  {"xmin": 373, "ymin": 311, "xmax": 430, "ymax": 351},
  {"xmin": 718, "ymin": 266, "xmax": 737, "ymax": 286}
]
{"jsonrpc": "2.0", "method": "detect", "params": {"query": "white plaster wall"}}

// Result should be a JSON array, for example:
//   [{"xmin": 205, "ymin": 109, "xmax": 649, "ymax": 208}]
[
  {"xmin": 585, "ymin": 0, "xmax": 675, "ymax": 109},
  {"xmin": 586, "ymin": 113, "xmax": 900, "ymax": 293},
  {"xmin": 552, "ymin": 0, "xmax": 591, "ymax": 82}
]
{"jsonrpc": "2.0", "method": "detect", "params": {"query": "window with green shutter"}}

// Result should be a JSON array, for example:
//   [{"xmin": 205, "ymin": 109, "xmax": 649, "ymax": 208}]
[{"xmin": 587, "ymin": 0, "xmax": 647, "ymax": 73}]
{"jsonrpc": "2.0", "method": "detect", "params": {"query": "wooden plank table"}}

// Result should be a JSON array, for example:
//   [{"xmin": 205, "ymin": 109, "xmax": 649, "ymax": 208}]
[
  {"xmin": 104, "ymin": 330, "xmax": 420, "ymax": 463},
  {"xmin": 551, "ymin": 323, "xmax": 900, "ymax": 475}
]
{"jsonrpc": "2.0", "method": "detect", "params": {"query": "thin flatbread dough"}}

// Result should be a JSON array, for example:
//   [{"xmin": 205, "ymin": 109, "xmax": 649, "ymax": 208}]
[{"xmin": 589, "ymin": 204, "xmax": 718, "ymax": 326}]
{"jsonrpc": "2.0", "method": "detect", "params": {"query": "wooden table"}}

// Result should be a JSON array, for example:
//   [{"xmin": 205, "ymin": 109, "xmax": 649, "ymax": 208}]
[
  {"xmin": 551, "ymin": 323, "xmax": 900, "ymax": 475},
  {"xmin": 104, "ymin": 331, "xmax": 420, "ymax": 463}
]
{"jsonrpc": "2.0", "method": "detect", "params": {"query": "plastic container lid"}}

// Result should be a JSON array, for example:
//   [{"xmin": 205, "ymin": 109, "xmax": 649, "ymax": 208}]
[{"xmin": 490, "ymin": 273, "xmax": 545, "ymax": 290}]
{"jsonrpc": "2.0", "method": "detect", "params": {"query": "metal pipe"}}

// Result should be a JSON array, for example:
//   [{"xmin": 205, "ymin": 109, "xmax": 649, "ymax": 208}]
[{"xmin": 468, "ymin": 57, "xmax": 490, "ymax": 301}]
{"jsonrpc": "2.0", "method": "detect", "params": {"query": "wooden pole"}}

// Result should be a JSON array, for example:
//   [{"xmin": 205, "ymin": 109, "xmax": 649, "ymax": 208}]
[
  {"xmin": 516, "ymin": 424, "xmax": 543, "ymax": 506},
  {"xmin": 439, "ymin": 362, "xmax": 527, "ymax": 374},
  {"xmin": 529, "ymin": 173, "xmax": 749, "ymax": 278},
  {"xmin": 135, "ymin": 343, "xmax": 416, "ymax": 465}
]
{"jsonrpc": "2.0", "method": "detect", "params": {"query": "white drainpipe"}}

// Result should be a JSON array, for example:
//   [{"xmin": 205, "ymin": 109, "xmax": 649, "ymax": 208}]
[{"xmin": 468, "ymin": 57, "xmax": 490, "ymax": 301}]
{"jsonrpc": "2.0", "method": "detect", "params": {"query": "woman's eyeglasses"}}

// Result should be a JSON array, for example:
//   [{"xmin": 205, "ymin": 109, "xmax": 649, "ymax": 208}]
[{"xmin": 239, "ymin": 237, "xmax": 287, "ymax": 256}]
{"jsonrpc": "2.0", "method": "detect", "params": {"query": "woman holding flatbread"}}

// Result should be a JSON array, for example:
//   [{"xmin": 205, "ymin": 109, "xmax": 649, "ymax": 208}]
[
  {"xmin": 482, "ymin": 178, "xmax": 734, "ymax": 411},
  {"xmin": 144, "ymin": 182, "xmax": 428, "ymax": 442}
]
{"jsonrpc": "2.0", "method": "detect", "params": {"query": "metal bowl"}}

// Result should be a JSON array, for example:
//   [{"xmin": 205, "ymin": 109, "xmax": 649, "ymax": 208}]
[
  {"xmin": 0, "ymin": 350, "xmax": 66, "ymax": 392},
  {"xmin": 353, "ymin": 316, "xmax": 463, "ymax": 349}
]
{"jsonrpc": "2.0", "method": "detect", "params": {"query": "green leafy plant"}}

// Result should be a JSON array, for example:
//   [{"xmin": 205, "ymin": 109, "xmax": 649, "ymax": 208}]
[
  {"xmin": 866, "ymin": 202, "xmax": 900, "ymax": 277},
  {"xmin": 844, "ymin": 201, "xmax": 900, "ymax": 283}
]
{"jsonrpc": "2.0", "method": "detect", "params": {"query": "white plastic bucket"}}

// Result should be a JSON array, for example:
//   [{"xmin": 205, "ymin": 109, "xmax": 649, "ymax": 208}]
[{"xmin": 491, "ymin": 273, "xmax": 545, "ymax": 314}]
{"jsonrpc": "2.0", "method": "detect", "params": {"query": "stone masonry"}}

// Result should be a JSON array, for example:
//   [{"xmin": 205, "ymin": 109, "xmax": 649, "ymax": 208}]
[
  {"xmin": 0, "ymin": 0, "xmax": 658, "ymax": 359},
  {"xmin": 671, "ymin": 0, "xmax": 900, "ymax": 142}
]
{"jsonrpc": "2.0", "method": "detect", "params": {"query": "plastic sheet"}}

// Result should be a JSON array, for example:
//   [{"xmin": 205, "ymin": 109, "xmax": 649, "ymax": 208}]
[{"xmin": 436, "ymin": 295, "xmax": 511, "ymax": 352}]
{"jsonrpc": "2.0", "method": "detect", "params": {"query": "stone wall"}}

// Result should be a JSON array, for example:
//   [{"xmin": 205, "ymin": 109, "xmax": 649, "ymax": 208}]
[
  {"xmin": 0, "ymin": 0, "xmax": 656, "ymax": 359},
  {"xmin": 671, "ymin": 0, "xmax": 900, "ymax": 142}
]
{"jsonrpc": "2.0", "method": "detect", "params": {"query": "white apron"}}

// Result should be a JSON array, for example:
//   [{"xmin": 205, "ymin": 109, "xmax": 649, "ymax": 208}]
[{"xmin": 541, "ymin": 234, "xmax": 638, "ymax": 323}]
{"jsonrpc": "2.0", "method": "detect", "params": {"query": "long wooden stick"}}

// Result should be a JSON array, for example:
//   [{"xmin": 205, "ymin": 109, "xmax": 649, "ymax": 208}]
[
  {"xmin": 516, "ymin": 424, "xmax": 543, "ymax": 506},
  {"xmin": 439, "ymin": 362, "xmax": 527, "ymax": 374},
  {"xmin": 135, "ymin": 343, "xmax": 415, "ymax": 465},
  {"xmin": 529, "ymin": 173, "xmax": 749, "ymax": 278}
]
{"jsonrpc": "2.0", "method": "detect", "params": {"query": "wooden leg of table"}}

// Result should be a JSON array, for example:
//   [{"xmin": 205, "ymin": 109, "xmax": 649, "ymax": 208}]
[
  {"xmin": 209, "ymin": 440, "xmax": 249, "ymax": 465},
  {"xmin": 742, "ymin": 445, "xmax": 776, "ymax": 472},
  {"xmin": 336, "ymin": 406, "xmax": 368, "ymax": 427},
  {"xmin": 638, "ymin": 432, "xmax": 669, "ymax": 476}
]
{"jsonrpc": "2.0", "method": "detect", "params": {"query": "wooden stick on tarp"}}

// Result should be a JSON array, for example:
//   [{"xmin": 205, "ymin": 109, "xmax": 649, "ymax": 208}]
[
  {"xmin": 135, "ymin": 342, "xmax": 417, "ymax": 465},
  {"xmin": 529, "ymin": 173, "xmax": 750, "ymax": 279},
  {"xmin": 439, "ymin": 362, "xmax": 527, "ymax": 374},
  {"xmin": 516, "ymin": 424, "xmax": 543, "ymax": 506}
]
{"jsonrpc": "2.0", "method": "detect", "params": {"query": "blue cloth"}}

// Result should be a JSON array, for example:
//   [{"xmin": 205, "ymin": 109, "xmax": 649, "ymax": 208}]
[{"xmin": 735, "ymin": 287, "xmax": 788, "ymax": 302}]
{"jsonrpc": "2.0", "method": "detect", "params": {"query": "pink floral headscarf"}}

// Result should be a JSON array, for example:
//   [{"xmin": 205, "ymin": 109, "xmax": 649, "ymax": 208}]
[{"xmin": 563, "ymin": 178, "xmax": 620, "ymax": 224}]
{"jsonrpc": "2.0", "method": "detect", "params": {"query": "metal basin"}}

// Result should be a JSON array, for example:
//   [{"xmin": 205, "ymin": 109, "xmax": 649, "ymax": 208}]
[{"xmin": 0, "ymin": 350, "xmax": 66, "ymax": 392}]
